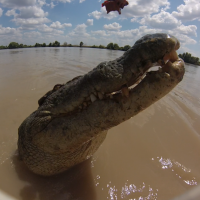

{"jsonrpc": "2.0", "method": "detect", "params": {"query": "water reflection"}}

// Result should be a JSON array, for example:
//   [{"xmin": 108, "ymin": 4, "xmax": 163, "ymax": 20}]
[
  {"xmin": 63, "ymin": 48, "xmax": 67, "ymax": 53},
  {"xmin": 11, "ymin": 152, "xmax": 96, "ymax": 200},
  {"xmin": 9, "ymin": 50, "xmax": 23, "ymax": 54},
  {"xmin": 107, "ymin": 49, "xmax": 119, "ymax": 58}
]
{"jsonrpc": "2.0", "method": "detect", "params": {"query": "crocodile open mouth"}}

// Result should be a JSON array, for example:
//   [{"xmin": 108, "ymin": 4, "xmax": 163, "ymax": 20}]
[{"xmin": 67, "ymin": 49, "xmax": 181, "ymax": 114}]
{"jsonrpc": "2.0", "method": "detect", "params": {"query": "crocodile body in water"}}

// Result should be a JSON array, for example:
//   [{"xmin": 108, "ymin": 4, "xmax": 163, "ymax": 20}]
[{"xmin": 18, "ymin": 33, "xmax": 185, "ymax": 176}]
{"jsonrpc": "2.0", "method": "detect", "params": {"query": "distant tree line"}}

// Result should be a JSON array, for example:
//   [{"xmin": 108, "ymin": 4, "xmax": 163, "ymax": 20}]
[
  {"xmin": 0, "ymin": 42, "xmax": 31, "ymax": 49},
  {"xmin": 179, "ymin": 52, "xmax": 200, "ymax": 66},
  {"xmin": 35, "ymin": 41, "xmax": 60, "ymax": 47},
  {"xmin": 92, "ymin": 43, "xmax": 131, "ymax": 51},
  {"xmin": 1, "ymin": 41, "xmax": 132, "ymax": 52},
  {"xmin": 0, "ymin": 41, "xmax": 61, "ymax": 49}
]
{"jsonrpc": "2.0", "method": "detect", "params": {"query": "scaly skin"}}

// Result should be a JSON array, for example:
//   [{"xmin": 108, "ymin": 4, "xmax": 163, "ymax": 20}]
[{"xmin": 18, "ymin": 33, "xmax": 185, "ymax": 176}]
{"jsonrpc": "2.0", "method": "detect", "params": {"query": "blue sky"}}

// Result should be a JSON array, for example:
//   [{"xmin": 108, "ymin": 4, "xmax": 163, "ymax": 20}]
[{"xmin": 0, "ymin": 0, "xmax": 200, "ymax": 57}]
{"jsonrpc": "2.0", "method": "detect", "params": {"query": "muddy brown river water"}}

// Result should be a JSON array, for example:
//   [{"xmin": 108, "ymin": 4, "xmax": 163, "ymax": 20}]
[{"xmin": 0, "ymin": 47, "xmax": 200, "ymax": 200}]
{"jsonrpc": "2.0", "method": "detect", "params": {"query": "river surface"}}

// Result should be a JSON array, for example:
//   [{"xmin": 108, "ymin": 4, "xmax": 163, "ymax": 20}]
[{"xmin": 0, "ymin": 47, "xmax": 200, "ymax": 200}]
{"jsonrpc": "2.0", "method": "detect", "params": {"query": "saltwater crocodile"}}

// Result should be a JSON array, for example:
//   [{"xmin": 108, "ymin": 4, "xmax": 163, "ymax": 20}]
[{"xmin": 18, "ymin": 33, "xmax": 185, "ymax": 176}]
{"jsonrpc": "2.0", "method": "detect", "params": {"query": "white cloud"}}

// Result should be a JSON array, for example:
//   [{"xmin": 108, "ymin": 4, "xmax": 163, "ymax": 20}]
[
  {"xmin": 114, "ymin": 26, "xmax": 159, "ymax": 40},
  {"xmin": 16, "ymin": 6, "xmax": 48, "ymax": 19},
  {"xmin": 104, "ymin": 22, "xmax": 122, "ymax": 31},
  {"xmin": 24, "ymin": 31, "xmax": 41, "ymax": 38},
  {"xmin": 89, "ymin": 0, "xmax": 170, "ymax": 20},
  {"xmin": 86, "ymin": 19, "xmax": 93, "ymax": 26},
  {"xmin": 7, "ymin": 5, "xmax": 50, "ymax": 29},
  {"xmin": 13, "ymin": 17, "xmax": 50, "ymax": 29},
  {"xmin": 0, "ymin": 8, "xmax": 3, "ymax": 17},
  {"xmin": 94, "ymin": 25, "xmax": 196, "ymax": 48},
  {"xmin": 50, "ymin": 21, "xmax": 72, "ymax": 29},
  {"xmin": 0, "ymin": 0, "xmax": 36, "ymax": 8},
  {"xmin": 68, "ymin": 23, "xmax": 90, "ymax": 37},
  {"xmin": 39, "ymin": 24, "xmax": 53, "ymax": 32},
  {"xmin": 114, "ymin": 29, "xmax": 139, "ymax": 39},
  {"xmin": 45, "ymin": 1, "xmax": 56, "ymax": 8},
  {"xmin": 73, "ymin": 23, "xmax": 87, "ymax": 32},
  {"xmin": 39, "ymin": 24, "xmax": 64, "ymax": 35},
  {"xmin": 172, "ymin": 0, "xmax": 200, "ymax": 21},
  {"xmin": 5, "ymin": 9, "xmax": 16, "ymax": 17},
  {"xmin": 91, "ymin": 26, "xmax": 161, "ymax": 47},
  {"xmin": 168, "ymin": 31, "xmax": 197, "ymax": 45},
  {"xmin": 131, "ymin": 17, "xmax": 138, "ymax": 22},
  {"xmin": 88, "ymin": 8, "xmax": 118, "ymax": 20},
  {"xmin": 22, "ymin": 30, "xmax": 66, "ymax": 45},
  {"xmin": 88, "ymin": 10, "xmax": 102, "ymax": 20},
  {"xmin": 123, "ymin": 0, "xmax": 170, "ymax": 17},
  {"xmin": 0, "ymin": 25, "xmax": 20, "ymax": 35},
  {"xmin": 91, "ymin": 30, "xmax": 109, "ymax": 37},
  {"xmin": 79, "ymin": 0, "xmax": 85, "ymax": 3},
  {"xmin": 174, "ymin": 24, "xmax": 197, "ymax": 37},
  {"xmin": 38, "ymin": 0, "xmax": 46, "ymax": 7},
  {"xmin": 50, "ymin": 2, "xmax": 56, "ymax": 8},
  {"xmin": 140, "ymin": 10, "xmax": 181, "ymax": 29},
  {"xmin": 52, "ymin": 0, "xmax": 73, "ymax": 3}
]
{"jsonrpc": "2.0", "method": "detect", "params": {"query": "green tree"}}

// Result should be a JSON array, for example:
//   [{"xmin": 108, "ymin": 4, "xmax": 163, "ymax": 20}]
[
  {"xmin": 107, "ymin": 42, "xmax": 114, "ymax": 50},
  {"xmin": 35, "ymin": 43, "xmax": 42, "ymax": 47},
  {"xmin": 123, "ymin": 45, "xmax": 131, "ymax": 51},
  {"xmin": 8, "ymin": 42, "xmax": 19, "ymax": 49},
  {"xmin": 52, "ymin": 41, "xmax": 60, "ymax": 47},
  {"xmin": 99, "ymin": 45, "xmax": 105, "ymax": 49},
  {"xmin": 0, "ymin": 45, "xmax": 7, "ymax": 49},
  {"xmin": 113, "ymin": 43, "xmax": 119, "ymax": 50},
  {"xmin": 80, "ymin": 41, "xmax": 84, "ymax": 47},
  {"xmin": 49, "ymin": 42, "xmax": 52, "ymax": 47},
  {"xmin": 42, "ymin": 43, "xmax": 46, "ymax": 47},
  {"xmin": 179, "ymin": 52, "xmax": 200, "ymax": 65}
]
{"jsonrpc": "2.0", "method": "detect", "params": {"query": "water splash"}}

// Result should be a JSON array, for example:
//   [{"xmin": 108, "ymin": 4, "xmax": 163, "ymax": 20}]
[
  {"xmin": 103, "ymin": 181, "xmax": 158, "ymax": 200},
  {"xmin": 155, "ymin": 156, "xmax": 197, "ymax": 186}
]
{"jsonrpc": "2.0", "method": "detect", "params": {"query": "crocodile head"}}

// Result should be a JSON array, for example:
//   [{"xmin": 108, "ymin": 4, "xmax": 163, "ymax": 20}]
[{"xmin": 18, "ymin": 33, "xmax": 185, "ymax": 176}]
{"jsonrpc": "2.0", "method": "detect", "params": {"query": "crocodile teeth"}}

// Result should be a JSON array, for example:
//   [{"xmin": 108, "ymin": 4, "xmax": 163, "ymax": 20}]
[
  {"xmin": 121, "ymin": 86, "xmax": 129, "ymax": 97},
  {"xmin": 97, "ymin": 92, "xmax": 104, "ymax": 100},
  {"xmin": 90, "ymin": 94, "xmax": 97, "ymax": 102}
]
